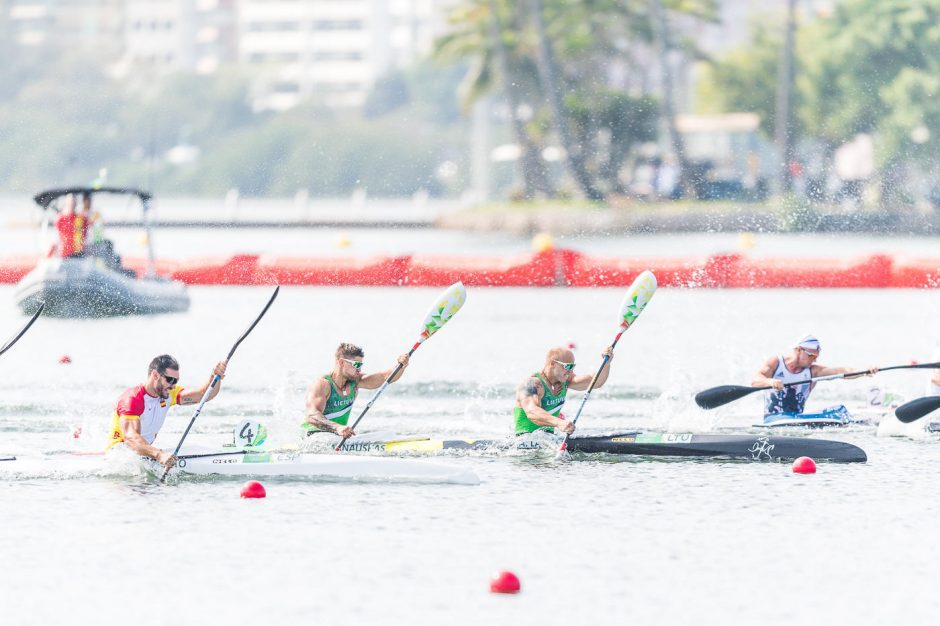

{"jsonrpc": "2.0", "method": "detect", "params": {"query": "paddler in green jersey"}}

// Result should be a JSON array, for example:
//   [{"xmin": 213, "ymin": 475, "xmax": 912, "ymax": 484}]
[
  {"xmin": 513, "ymin": 345, "xmax": 615, "ymax": 435},
  {"xmin": 304, "ymin": 342, "xmax": 410, "ymax": 437}
]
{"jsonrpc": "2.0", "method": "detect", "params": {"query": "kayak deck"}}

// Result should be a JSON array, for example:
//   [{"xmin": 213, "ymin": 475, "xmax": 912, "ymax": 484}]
[{"xmin": 328, "ymin": 431, "xmax": 867, "ymax": 463}]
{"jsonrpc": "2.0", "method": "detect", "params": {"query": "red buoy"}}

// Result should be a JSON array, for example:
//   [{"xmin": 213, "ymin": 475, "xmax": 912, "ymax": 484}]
[
  {"xmin": 490, "ymin": 570, "xmax": 521, "ymax": 594},
  {"xmin": 792, "ymin": 456, "xmax": 817, "ymax": 474},
  {"xmin": 240, "ymin": 480, "xmax": 266, "ymax": 498},
  {"xmin": 58, "ymin": 355, "xmax": 72, "ymax": 364}
]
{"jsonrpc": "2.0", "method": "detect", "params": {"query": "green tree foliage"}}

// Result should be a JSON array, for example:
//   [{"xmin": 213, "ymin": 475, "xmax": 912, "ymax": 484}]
[
  {"xmin": 800, "ymin": 0, "xmax": 940, "ymax": 162},
  {"xmin": 438, "ymin": 0, "xmax": 716, "ymax": 199},
  {"xmin": 696, "ymin": 20, "xmax": 784, "ymax": 138},
  {"xmin": 705, "ymin": 0, "xmax": 940, "ymax": 177}
]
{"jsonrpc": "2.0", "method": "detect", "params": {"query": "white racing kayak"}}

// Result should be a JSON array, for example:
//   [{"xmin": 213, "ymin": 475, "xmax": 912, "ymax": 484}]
[
  {"xmin": 0, "ymin": 450, "xmax": 481, "ymax": 485},
  {"xmin": 172, "ymin": 450, "xmax": 480, "ymax": 484}
]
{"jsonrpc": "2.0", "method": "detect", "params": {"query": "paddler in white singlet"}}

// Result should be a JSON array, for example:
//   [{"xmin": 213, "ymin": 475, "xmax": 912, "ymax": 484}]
[
  {"xmin": 109, "ymin": 354, "xmax": 228, "ymax": 470},
  {"xmin": 753, "ymin": 335, "xmax": 877, "ymax": 417},
  {"xmin": 513, "ymin": 345, "xmax": 614, "ymax": 435},
  {"xmin": 303, "ymin": 342, "xmax": 410, "ymax": 438}
]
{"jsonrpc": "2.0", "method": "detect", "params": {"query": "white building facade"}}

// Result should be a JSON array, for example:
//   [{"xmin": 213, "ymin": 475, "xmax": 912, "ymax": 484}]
[{"xmin": 237, "ymin": 0, "xmax": 455, "ymax": 110}]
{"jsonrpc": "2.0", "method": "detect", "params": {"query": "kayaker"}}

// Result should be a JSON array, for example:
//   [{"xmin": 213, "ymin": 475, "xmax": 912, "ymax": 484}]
[
  {"xmin": 303, "ymin": 343, "xmax": 410, "ymax": 438},
  {"xmin": 108, "ymin": 355, "xmax": 227, "ymax": 470},
  {"xmin": 513, "ymin": 345, "xmax": 615, "ymax": 436},
  {"xmin": 753, "ymin": 335, "xmax": 877, "ymax": 416}
]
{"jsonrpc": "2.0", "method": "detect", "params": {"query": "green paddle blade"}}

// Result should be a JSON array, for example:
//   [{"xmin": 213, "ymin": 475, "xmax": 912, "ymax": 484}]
[
  {"xmin": 895, "ymin": 396, "xmax": 940, "ymax": 423},
  {"xmin": 418, "ymin": 281, "xmax": 467, "ymax": 342},
  {"xmin": 619, "ymin": 270, "xmax": 657, "ymax": 327}
]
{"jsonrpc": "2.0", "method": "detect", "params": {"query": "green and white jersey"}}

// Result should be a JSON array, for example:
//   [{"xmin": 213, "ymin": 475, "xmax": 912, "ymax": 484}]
[
  {"xmin": 304, "ymin": 375, "xmax": 358, "ymax": 433},
  {"xmin": 514, "ymin": 373, "xmax": 567, "ymax": 435}
]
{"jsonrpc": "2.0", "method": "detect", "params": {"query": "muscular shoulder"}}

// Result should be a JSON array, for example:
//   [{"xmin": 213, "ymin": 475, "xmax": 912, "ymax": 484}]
[
  {"xmin": 116, "ymin": 385, "xmax": 147, "ymax": 416},
  {"xmin": 760, "ymin": 356, "xmax": 780, "ymax": 373},
  {"xmin": 306, "ymin": 377, "xmax": 330, "ymax": 402},
  {"xmin": 517, "ymin": 376, "xmax": 542, "ymax": 397},
  {"xmin": 309, "ymin": 377, "xmax": 330, "ymax": 394}
]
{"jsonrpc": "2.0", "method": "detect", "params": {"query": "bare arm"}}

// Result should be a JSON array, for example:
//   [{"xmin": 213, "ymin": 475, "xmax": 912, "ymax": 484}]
[
  {"xmin": 752, "ymin": 357, "xmax": 783, "ymax": 390},
  {"xmin": 120, "ymin": 419, "xmax": 175, "ymax": 469},
  {"xmin": 179, "ymin": 361, "xmax": 227, "ymax": 405},
  {"xmin": 568, "ymin": 348, "xmax": 615, "ymax": 391},
  {"xmin": 359, "ymin": 354, "xmax": 410, "ymax": 389},
  {"xmin": 811, "ymin": 364, "xmax": 878, "ymax": 379},
  {"xmin": 516, "ymin": 377, "xmax": 573, "ymax": 433},
  {"xmin": 304, "ymin": 378, "xmax": 354, "ymax": 437}
]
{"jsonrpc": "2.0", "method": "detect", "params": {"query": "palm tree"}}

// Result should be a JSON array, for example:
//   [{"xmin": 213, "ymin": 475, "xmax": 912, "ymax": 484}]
[
  {"xmin": 436, "ymin": 0, "xmax": 553, "ymax": 199},
  {"xmin": 528, "ymin": 0, "xmax": 605, "ymax": 200}
]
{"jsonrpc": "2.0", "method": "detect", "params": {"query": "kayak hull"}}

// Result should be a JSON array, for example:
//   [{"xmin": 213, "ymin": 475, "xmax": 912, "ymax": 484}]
[
  {"xmin": 756, "ymin": 405, "xmax": 861, "ymax": 429},
  {"xmin": 331, "ymin": 431, "xmax": 867, "ymax": 463},
  {"xmin": 0, "ymin": 452, "xmax": 481, "ymax": 485},
  {"xmin": 173, "ymin": 452, "xmax": 480, "ymax": 484}
]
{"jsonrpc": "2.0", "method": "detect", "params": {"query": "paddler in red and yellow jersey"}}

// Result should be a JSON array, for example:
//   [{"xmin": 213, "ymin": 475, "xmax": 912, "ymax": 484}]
[
  {"xmin": 303, "ymin": 342, "xmax": 410, "ymax": 438},
  {"xmin": 109, "ymin": 354, "xmax": 228, "ymax": 470},
  {"xmin": 513, "ymin": 345, "xmax": 615, "ymax": 436}
]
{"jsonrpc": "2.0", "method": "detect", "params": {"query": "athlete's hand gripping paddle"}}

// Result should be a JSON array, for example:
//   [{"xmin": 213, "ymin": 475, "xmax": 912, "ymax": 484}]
[
  {"xmin": 694, "ymin": 362, "xmax": 939, "ymax": 410},
  {"xmin": 557, "ymin": 270, "xmax": 657, "ymax": 457},
  {"xmin": 161, "ymin": 286, "xmax": 279, "ymax": 481},
  {"xmin": 0, "ymin": 303, "xmax": 44, "ymax": 358},
  {"xmin": 336, "ymin": 282, "xmax": 467, "ymax": 451}
]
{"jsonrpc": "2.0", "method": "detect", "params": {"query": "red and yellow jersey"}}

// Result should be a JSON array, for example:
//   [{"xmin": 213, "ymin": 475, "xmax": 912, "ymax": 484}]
[{"xmin": 108, "ymin": 384, "xmax": 184, "ymax": 449}]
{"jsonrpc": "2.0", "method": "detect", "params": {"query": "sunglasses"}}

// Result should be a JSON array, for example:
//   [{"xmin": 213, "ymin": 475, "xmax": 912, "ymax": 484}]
[
  {"xmin": 341, "ymin": 358, "xmax": 364, "ymax": 370},
  {"xmin": 801, "ymin": 349, "xmax": 819, "ymax": 358},
  {"xmin": 159, "ymin": 371, "xmax": 179, "ymax": 385},
  {"xmin": 553, "ymin": 360, "xmax": 576, "ymax": 371}
]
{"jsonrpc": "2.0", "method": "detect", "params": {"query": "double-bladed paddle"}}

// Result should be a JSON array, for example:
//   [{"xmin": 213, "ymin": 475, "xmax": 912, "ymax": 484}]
[
  {"xmin": 557, "ymin": 270, "xmax": 657, "ymax": 457},
  {"xmin": 161, "ymin": 286, "xmax": 280, "ymax": 481},
  {"xmin": 895, "ymin": 395, "xmax": 940, "ymax": 423},
  {"xmin": 335, "ymin": 282, "xmax": 467, "ymax": 451},
  {"xmin": 694, "ymin": 361, "xmax": 940, "ymax": 410},
  {"xmin": 0, "ymin": 303, "xmax": 44, "ymax": 358}
]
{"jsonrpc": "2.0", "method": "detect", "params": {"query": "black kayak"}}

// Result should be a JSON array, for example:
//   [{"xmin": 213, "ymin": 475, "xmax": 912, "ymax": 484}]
[{"xmin": 333, "ymin": 431, "xmax": 867, "ymax": 463}]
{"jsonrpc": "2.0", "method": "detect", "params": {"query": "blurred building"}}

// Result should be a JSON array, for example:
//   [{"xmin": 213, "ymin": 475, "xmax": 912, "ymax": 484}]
[
  {"xmin": 121, "ymin": 0, "xmax": 237, "ymax": 74},
  {"xmin": 6, "ymin": 0, "xmax": 124, "ymax": 57},
  {"xmin": 238, "ymin": 0, "xmax": 457, "ymax": 110}
]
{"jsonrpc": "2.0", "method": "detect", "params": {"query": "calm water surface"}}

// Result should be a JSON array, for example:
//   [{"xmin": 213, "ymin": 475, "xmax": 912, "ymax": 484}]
[{"xmin": 1, "ymin": 282, "xmax": 939, "ymax": 625}]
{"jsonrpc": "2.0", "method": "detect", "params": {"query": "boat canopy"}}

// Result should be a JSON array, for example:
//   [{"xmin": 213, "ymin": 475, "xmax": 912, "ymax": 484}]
[{"xmin": 33, "ymin": 187, "xmax": 152, "ymax": 211}]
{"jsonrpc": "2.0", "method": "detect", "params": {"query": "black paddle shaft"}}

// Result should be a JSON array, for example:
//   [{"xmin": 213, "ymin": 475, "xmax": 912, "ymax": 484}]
[
  {"xmin": 0, "ymin": 303, "xmax": 44, "ymax": 358},
  {"xmin": 164, "ymin": 286, "xmax": 279, "ymax": 473},
  {"xmin": 695, "ymin": 361, "xmax": 940, "ymax": 410}
]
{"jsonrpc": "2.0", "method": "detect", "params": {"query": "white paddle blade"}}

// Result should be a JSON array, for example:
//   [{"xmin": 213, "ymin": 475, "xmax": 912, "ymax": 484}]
[
  {"xmin": 619, "ymin": 270, "xmax": 657, "ymax": 327},
  {"xmin": 418, "ymin": 281, "xmax": 467, "ymax": 341}
]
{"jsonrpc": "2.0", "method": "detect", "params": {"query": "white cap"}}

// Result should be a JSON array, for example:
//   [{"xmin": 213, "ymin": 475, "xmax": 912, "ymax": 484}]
[{"xmin": 794, "ymin": 334, "xmax": 821, "ymax": 352}]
